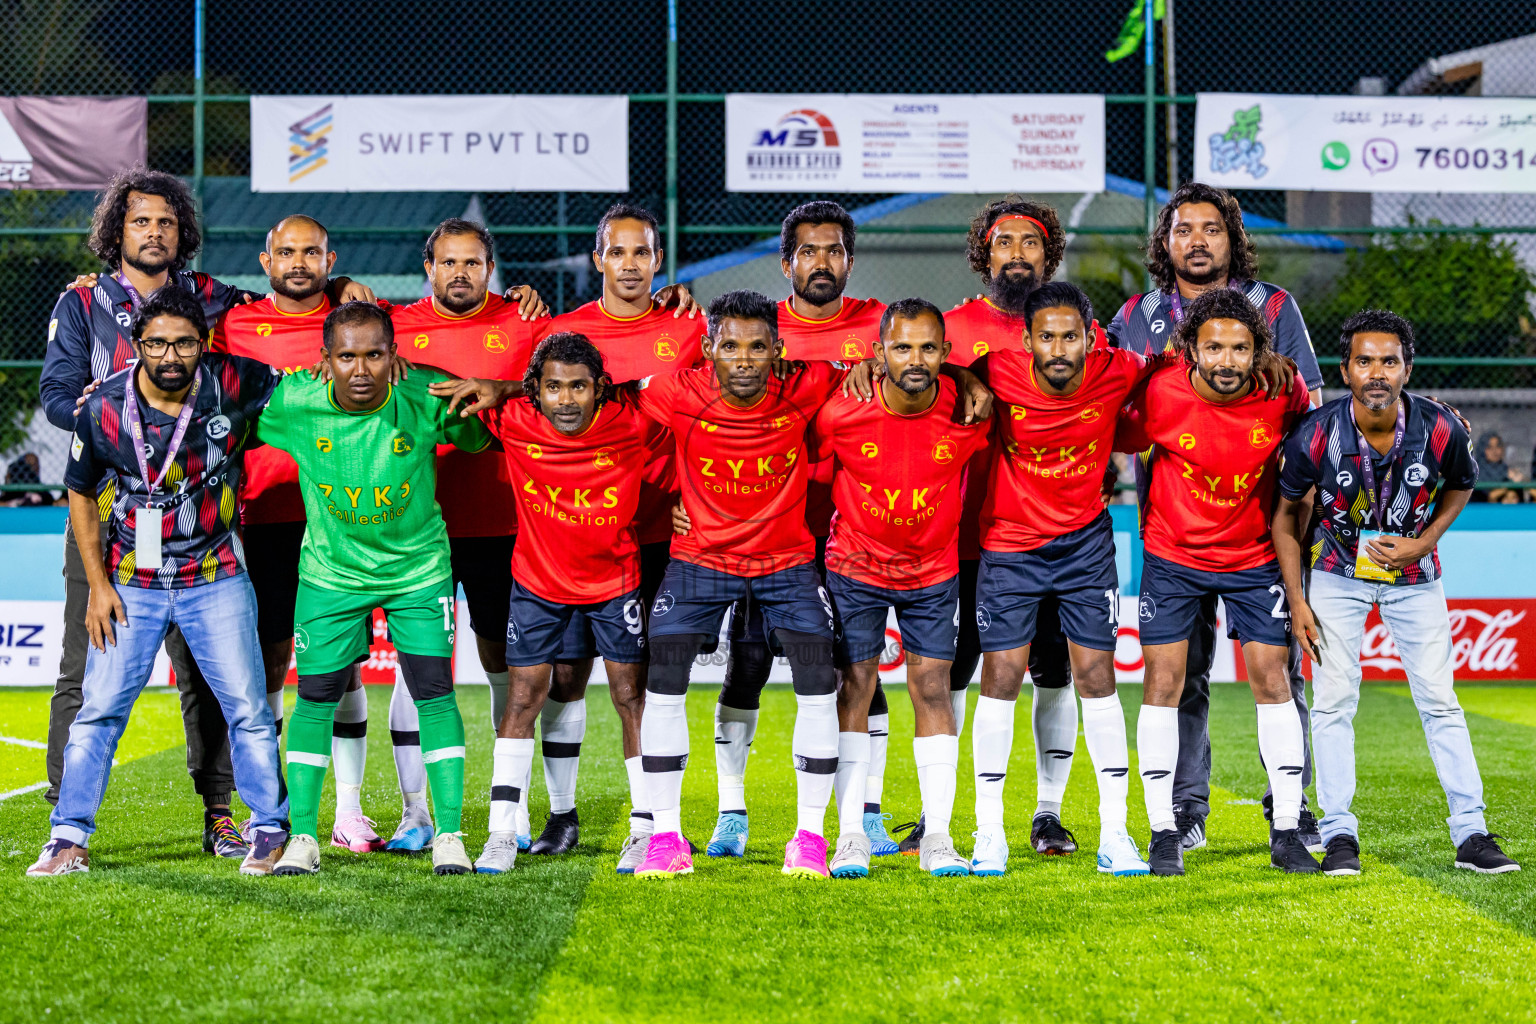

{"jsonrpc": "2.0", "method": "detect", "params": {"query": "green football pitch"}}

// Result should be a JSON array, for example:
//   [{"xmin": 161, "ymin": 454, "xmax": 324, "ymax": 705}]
[{"xmin": 2, "ymin": 682, "xmax": 1534, "ymax": 1023}]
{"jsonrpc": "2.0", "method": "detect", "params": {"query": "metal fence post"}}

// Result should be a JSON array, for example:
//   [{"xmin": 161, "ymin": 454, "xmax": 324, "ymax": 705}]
[
  {"xmin": 192, "ymin": 0, "xmax": 206, "ymax": 271},
  {"xmin": 1142, "ymin": 0, "xmax": 1156, "ymax": 238},
  {"xmin": 665, "ymin": 0, "xmax": 679, "ymax": 286}
]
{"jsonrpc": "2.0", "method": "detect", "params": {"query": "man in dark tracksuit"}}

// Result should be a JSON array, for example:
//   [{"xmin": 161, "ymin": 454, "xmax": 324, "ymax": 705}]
[
  {"xmin": 1105, "ymin": 182, "xmax": 1324, "ymax": 853},
  {"xmin": 39, "ymin": 169, "xmax": 251, "ymax": 856}
]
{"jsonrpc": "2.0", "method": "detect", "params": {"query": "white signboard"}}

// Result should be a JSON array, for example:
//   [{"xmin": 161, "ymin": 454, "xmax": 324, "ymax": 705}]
[
  {"xmin": 726, "ymin": 94, "xmax": 1105, "ymax": 193},
  {"xmin": 1195, "ymin": 92, "xmax": 1536, "ymax": 193},
  {"xmin": 251, "ymin": 95, "xmax": 629, "ymax": 193}
]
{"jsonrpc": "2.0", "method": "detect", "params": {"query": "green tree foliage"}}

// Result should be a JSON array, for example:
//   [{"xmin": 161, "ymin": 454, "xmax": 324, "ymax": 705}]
[{"xmin": 1303, "ymin": 225, "xmax": 1536, "ymax": 389}]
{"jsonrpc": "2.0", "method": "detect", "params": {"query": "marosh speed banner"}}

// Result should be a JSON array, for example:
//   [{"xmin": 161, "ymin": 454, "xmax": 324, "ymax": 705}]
[
  {"xmin": 726, "ymin": 94, "xmax": 1105, "ymax": 193},
  {"xmin": 251, "ymin": 95, "xmax": 629, "ymax": 192},
  {"xmin": 1195, "ymin": 92, "xmax": 1536, "ymax": 193},
  {"xmin": 0, "ymin": 97, "xmax": 146, "ymax": 190}
]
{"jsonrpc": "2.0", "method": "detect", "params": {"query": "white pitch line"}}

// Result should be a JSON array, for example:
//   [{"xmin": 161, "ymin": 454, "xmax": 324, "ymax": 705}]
[
  {"xmin": 0, "ymin": 781, "xmax": 48, "ymax": 801},
  {"xmin": 0, "ymin": 735, "xmax": 46, "ymax": 750}
]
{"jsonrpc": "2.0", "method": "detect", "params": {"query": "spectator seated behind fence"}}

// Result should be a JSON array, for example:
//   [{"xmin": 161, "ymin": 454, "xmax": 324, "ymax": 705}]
[
  {"xmin": 3, "ymin": 453, "xmax": 57, "ymax": 507},
  {"xmin": 1471, "ymin": 431, "xmax": 1527, "ymax": 504}
]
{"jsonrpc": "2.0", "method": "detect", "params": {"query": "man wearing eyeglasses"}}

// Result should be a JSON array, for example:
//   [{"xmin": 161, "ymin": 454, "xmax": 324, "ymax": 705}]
[{"xmin": 29, "ymin": 285, "xmax": 289, "ymax": 877}]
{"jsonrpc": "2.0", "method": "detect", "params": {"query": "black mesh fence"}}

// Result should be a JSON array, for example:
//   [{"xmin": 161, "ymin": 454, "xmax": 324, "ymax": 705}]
[{"xmin": 4, "ymin": 0, "xmax": 1536, "ymax": 491}]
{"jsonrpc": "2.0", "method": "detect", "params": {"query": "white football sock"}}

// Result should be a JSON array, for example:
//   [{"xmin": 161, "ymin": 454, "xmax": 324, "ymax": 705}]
[
  {"xmin": 1137, "ymin": 704, "xmax": 1179, "ymax": 832},
  {"xmin": 540, "ymin": 697, "xmax": 586, "ymax": 814},
  {"xmin": 914, "ymin": 733, "xmax": 959, "ymax": 838},
  {"xmin": 267, "ymin": 688, "xmax": 285, "ymax": 735},
  {"xmin": 834, "ymin": 731, "xmax": 871, "ymax": 837},
  {"xmin": 641, "ymin": 691, "xmax": 689, "ymax": 835},
  {"xmin": 624, "ymin": 756, "xmax": 653, "ymax": 836},
  {"xmin": 714, "ymin": 703, "xmax": 756, "ymax": 813},
  {"xmin": 490, "ymin": 737, "xmax": 534, "ymax": 834},
  {"xmin": 972, "ymin": 695, "xmax": 1015, "ymax": 828},
  {"xmin": 950, "ymin": 688, "xmax": 968, "ymax": 738},
  {"xmin": 388, "ymin": 670, "xmax": 426, "ymax": 808},
  {"xmin": 792, "ymin": 692, "xmax": 838, "ymax": 836},
  {"xmin": 1257, "ymin": 700, "xmax": 1306, "ymax": 830},
  {"xmin": 865, "ymin": 711, "xmax": 890, "ymax": 809},
  {"xmin": 485, "ymin": 670, "xmax": 509, "ymax": 732},
  {"xmin": 332, "ymin": 684, "xmax": 369, "ymax": 817},
  {"xmin": 1032, "ymin": 684, "xmax": 1077, "ymax": 817},
  {"xmin": 1080, "ymin": 692, "xmax": 1130, "ymax": 831}
]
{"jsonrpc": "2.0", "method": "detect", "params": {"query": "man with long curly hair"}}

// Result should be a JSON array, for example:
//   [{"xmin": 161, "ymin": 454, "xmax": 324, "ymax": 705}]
[{"xmin": 1108, "ymin": 182, "xmax": 1324, "ymax": 857}]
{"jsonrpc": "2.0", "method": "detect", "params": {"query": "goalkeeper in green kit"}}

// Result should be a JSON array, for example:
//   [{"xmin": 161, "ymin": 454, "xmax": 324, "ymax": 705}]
[{"xmin": 258, "ymin": 301, "xmax": 492, "ymax": 876}]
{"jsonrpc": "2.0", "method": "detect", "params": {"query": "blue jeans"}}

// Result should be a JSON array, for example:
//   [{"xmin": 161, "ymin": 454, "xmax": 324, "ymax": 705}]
[
  {"xmin": 1308, "ymin": 571, "xmax": 1487, "ymax": 847},
  {"xmin": 51, "ymin": 573, "xmax": 288, "ymax": 846}
]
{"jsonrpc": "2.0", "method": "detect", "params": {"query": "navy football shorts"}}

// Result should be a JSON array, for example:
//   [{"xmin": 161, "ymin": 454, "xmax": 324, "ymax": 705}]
[
  {"xmin": 1137, "ymin": 551, "xmax": 1291, "ymax": 648},
  {"xmin": 826, "ymin": 571, "xmax": 959, "ymax": 666},
  {"xmin": 504, "ymin": 581, "xmax": 647, "ymax": 668},
  {"xmin": 975, "ymin": 512, "xmax": 1120, "ymax": 653},
  {"xmin": 648, "ymin": 559, "xmax": 834, "ymax": 653}
]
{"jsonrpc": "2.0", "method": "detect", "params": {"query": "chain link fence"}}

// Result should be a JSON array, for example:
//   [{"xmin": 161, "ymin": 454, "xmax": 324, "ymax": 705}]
[{"xmin": 4, "ymin": 0, "xmax": 1536, "ymax": 494}]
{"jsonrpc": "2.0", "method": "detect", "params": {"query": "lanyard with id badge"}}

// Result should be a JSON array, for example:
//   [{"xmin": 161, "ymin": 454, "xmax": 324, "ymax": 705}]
[
  {"xmin": 125, "ymin": 369, "xmax": 200, "ymax": 572},
  {"xmin": 1352, "ymin": 402, "xmax": 1405, "ymax": 583}
]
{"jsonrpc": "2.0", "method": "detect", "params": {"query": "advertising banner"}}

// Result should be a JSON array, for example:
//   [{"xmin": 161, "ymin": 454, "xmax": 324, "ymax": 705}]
[
  {"xmin": 0, "ymin": 97, "xmax": 146, "ymax": 190},
  {"xmin": 251, "ymin": 95, "xmax": 629, "ymax": 192},
  {"xmin": 725, "ymin": 93, "xmax": 1104, "ymax": 193},
  {"xmin": 1195, "ymin": 92, "xmax": 1536, "ymax": 193}
]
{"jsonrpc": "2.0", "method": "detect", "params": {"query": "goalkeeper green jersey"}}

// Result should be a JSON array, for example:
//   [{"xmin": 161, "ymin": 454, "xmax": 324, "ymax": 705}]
[{"xmin": 256, "ymin": 369, "xmax": 491, "ymax": 595}]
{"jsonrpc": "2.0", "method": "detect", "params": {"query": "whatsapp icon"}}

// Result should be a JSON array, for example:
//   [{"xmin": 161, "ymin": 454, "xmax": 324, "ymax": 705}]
[{"xmin": 1321, "ymin": 141, "xmax": 1350, "ymax": 171}]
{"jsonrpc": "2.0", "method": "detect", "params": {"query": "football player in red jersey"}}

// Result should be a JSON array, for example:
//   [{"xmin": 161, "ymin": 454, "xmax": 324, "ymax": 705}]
[
  {"xmin": 711, "ymin": 201, "xmax": 894, "ymax": 860},
  {"xmin": 531, "ymin": 203, "xmax": 705, "ymax": 857},
  {"xmin": 1114, "ymin": 289, "xmax": 1316, "ymax": 877},
  {"xmin": 929, "ymin": 197, "xmax": 1092, "ymax": 859},
  {"xmin": 965, "ymin": 282, "xmax": 1151, "ymax": 878},
  {"xmin": 628, "ymin": 290, "xmax": 851, "ymax": 880},
  {"xmin": 384, "ymin": 218, "xmax": 547, "ymax": 853},
  {"xmin": 810, "ymin": 298, "xmax": 989, "ymax": 880},
  {"xmin": 209, "ymin": 215, "xmax": 394, "ymax": 853},
  {"xmin": 457, "ymin": 333, "xmax": 670, "ymax": 875}
]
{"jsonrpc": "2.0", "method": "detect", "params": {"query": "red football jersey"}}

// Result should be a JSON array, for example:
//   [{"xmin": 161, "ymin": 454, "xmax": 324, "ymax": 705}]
[
  {"xmin": 945, "ymin": 298, "xmax": 1111, "ymax": 558},
  {"xmin": 545, "ymin": 299, "xmax": 707, "ymax": 546},
  {"xmin": 1116, "ymin": 362, "xmax": 1310, "ymax": 572},
  {"xmin": 811, "ymin": 376, "xmax": 989, "ymax": 590},
  {"xmin": 635, "ymin": 361, "xmax": 845, "ymax": 577},
  {"xmin": 976, "ymin": 347, "xmax": 1146, "ymax": 552},
  {"xmin": 481, "ymin": 394, "xmax": 663, "ymax": 605},
  {"xmin": 390, "ymin": 294, "xmax": 545, "ymax": 538},
  {"xmin": 210, "ymin": 296, "xmax": 333, "ymax": 524},
  {"xmin": 778, "ymin": 296, "xmax": 886, "ymax": 540}
]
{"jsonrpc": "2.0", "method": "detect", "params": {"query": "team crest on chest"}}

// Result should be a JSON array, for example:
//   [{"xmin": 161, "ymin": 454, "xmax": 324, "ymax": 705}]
[
  {"xmin": 483, "ymin": 328, "xmax": 508, "ymax": 353},
  {"xmin": 654, "ymin": 334, "xmax": 679, "ymax": 361},
  {"xmin": 1250, "ymin": 421, "xmax": 1274, "ymax": 448},
  {"xmin": 932, "ymin": 437, "xmax": 957, "ymax": 464},
  {"xmin": 391, "ymin": 431, "xmax": 415, "ymax": 456},
  {"xmin": 841, "ymin": 336, "xmax": 865, "ymax": 360},
  {"xmin": 593, "ymin": 446, "xmax": 616, "ymax": 469},
  {"xmin": 1080, "ymin": 403, "xmax": 1104, "ymax": 423}
]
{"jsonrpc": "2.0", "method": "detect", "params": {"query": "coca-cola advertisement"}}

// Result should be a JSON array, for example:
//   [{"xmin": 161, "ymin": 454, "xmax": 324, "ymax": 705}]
[{"xmin": 1288, "ymin": 599, "xmax": 1535, "ymax": 682}]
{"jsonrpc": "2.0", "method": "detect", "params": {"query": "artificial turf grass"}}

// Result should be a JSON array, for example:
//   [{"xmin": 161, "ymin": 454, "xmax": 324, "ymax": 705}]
[
  {"xmin": 530, "ymin": 684, "xmax": 1536, "ymax": 1024},
  {"xmin": 1, "ymin": 684, "xmax": 1534, "ymax": 1023},
  {"xmin": 0, "ymin": 687, "xmax": 189, "ymax": 792}
]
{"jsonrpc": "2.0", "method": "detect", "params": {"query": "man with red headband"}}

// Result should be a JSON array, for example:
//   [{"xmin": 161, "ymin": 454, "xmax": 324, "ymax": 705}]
[{"xmin": 916, "ymin": 197, "xmax": 1098, "ymax": 861}]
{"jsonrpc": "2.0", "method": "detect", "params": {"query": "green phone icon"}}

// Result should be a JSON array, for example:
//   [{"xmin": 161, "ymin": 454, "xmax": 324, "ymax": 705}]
[{"xmin": 1321, "ymin": 141, "xmax": 1350, "ymax": 171}]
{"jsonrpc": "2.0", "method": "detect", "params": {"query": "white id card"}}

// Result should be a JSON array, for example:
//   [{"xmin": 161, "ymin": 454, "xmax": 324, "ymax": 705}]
[
  {"xmin": 135, "ymin": 507, "xmax": 163, "ymax": 572},
  {"xmin": 1354, "ymin": 530, "xmax": 1395, "ymax": 582}
]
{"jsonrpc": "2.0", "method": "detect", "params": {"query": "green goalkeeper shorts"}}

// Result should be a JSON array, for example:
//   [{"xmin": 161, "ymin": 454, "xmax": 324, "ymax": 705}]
[{"xmin": 293, "ymin": 577, "xmax": 457, "ymax": 675}]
